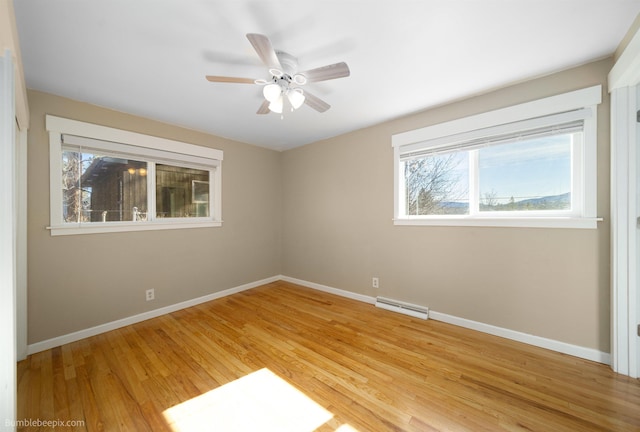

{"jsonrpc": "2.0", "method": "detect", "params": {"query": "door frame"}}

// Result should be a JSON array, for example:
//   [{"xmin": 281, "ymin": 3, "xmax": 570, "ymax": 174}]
[{"xmin": 609, "ymin": 26, "xmax": 640, "ymax": 378}]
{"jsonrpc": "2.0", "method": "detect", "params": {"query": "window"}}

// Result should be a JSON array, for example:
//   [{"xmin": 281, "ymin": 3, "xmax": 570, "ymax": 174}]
[
  {"xmin": 47, "ymin": 115, "xmax": 223, "ymax": 235},
  {"xmin": 392, "ymin": 86, "xmax": 602, "ymax": 229}
]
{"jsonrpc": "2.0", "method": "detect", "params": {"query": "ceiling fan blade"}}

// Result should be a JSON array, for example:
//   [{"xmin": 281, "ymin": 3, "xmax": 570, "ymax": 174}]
[
  {"xmin": 299, "ymin": 62, "xmax": 350, "ymax": 83},
  {"xmin": 257, "ymin": 100, "xmax": 270, "ymax": 115},
  {"xmin": 303, "ymin": 91, "xmax": 331, "ymax": 113},
  {"xmin": 205, "ymin": 75, "xmax": 256, "ymax": 84},
  {"xmin": 246, "ymin": 33, "xmax": 282, "ymax": 71}
]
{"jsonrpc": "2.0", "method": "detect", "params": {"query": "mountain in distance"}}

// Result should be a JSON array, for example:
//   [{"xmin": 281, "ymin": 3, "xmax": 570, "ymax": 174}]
[
  {"xmin": 516, "ymin": 192, "xmax": 570, "ymax": 207},
  {"xmin": 440, "ymin": 192, "xmax": 570, "ymax": 212}
]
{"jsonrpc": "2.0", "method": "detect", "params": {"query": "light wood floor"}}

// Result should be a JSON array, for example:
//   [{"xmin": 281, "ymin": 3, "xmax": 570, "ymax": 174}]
[{"xmin": 17, "ymin": 281, "xmax": 640, "ymax": 431}]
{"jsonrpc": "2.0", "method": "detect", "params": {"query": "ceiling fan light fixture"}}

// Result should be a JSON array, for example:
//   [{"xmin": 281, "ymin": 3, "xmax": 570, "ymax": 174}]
[
  {"xmin": 268, "ymin": 68, "xmax": 283, "ymax": 78},
  {"xmin": 263, "ymin": 83, "xmax": 282, "ymax": 102},
  {"xmin": 287, "ymin": 89, "xmax": 305, "ymax": 109},
  {"xmin": 268, "ymin": 95, "xmax": 284, "ymax": 114},
  {"xmin": 206, "ymin": 34, "xmax": 349, "ymax": 116},
  {"xmin": 293, "ymin": 74, "xmax": 307, "ymax": 85}
]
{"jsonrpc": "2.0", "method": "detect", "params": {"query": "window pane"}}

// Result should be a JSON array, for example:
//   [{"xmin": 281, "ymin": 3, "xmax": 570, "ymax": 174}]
[
  {"xmin": 403, "ymin": 152, "xmax": 469, "ymax": 215},
  {"xmin": 156, "ymin": 164, "xmax": 210, "ymax": 218},
  {"xmin": 62, "ymin": 150, "xmax": 148, "ymax": 222},
  {"xmin": 478, "ymin": 133, "xmax": 575, "ymax": 212}
]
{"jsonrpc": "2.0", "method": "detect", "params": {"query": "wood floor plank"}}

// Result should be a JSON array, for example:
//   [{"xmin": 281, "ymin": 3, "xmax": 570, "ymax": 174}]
[
  {"xmin": 52, "ymin": 347, "xmax": 71, "ymax": 421},
  {"xmin": 36, "ymin": 349, "xmax": 54, "ymax": 423},
  {"xmin": 74, "ymin": 364, "xmax": 105, "ymax": 431},
  {"xmin": 63, "ymin": 377, "xmax": 88, "ymax": 432},
  {"xmin": 17, "ymin": 281, "xmax": 640, "ymax": 431},
  {"xmin": 101, "ymin": 329, "xmax": 149, "ymax": 405}
]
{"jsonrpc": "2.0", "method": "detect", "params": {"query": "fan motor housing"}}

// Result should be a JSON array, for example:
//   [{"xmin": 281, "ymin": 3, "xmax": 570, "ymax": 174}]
[{"xmin": 275, "ymin": 51, "xmax": 299, "ymax": 76}]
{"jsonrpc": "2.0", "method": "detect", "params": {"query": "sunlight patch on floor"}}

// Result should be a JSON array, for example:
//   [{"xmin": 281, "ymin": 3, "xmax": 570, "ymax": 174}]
[
  {"xmin": 163, "ymin": 368, "xmax": 334, "ymax": 431},
  {"xmin": 335, "ymin": 424, "xmax": 359, "ymax": 431}
]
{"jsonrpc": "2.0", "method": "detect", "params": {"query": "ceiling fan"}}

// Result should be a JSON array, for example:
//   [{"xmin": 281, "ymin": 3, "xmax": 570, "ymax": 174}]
[{"xmin": 205, "ymin": 33, "xmax": 350, "ymax": 116}]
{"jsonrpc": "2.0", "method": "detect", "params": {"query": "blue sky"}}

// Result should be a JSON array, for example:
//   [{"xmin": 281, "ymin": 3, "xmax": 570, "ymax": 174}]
[
  {"xmin": 478, "ymin": 135, "xmax": 572, "ymax": 203},
  {"xmin": 445, "ymin": 134, "xmax": 573, "ymax": 204}
]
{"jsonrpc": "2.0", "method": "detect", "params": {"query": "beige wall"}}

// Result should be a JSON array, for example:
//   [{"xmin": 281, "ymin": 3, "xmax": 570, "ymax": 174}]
[
  {"xmin": 281, "ymin": 58, "xmax": 613, "ymax": 352},
  {"xmin": 27, "ymin": 90, "xmax": 282, "ymax": 344},
  {"xmin": 28, "ymin": 57, "xmax": 613, "ymax": 353}
]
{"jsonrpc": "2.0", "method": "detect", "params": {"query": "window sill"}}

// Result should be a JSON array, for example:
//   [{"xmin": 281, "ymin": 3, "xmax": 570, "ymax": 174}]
[
  {"xmin": 48, "ymin": 220, "xmax": 223, "ymax": 236},
  {"xmin": 393, "ymin": 217, "xmax": 602, "ymax": 229}
]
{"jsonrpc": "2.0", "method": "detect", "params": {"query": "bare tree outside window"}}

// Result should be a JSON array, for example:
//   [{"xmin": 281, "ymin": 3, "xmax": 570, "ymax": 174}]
[
  {"xmin": 404, "ymin": 153, "xmax": 468, "ymax": 215},
  {"xmin": 481, "ymin": 189, "xmax": 499, "ymax": 210},
  {"xmin": 61, "ymin": 151, "xmax": 94, "ymax": 223}
]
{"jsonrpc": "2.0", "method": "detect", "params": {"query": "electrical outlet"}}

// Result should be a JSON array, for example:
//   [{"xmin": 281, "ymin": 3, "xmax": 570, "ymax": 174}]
[
  {"xmin": 146, "ymin": 289, "xmax": 155, "ymax": 301},
  {"xmin": 372, "ymin": 277, "xmax": 379, "ymax": 289}
]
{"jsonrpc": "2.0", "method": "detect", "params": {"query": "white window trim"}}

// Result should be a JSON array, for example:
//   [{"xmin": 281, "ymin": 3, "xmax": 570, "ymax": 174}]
[
  {"xmin": 46, "ymin": 115, "xmax": 223, "ymax": 236},
  {"xmin": 392, "ymin": 85, "xmax": 602, "ymax": 229}
]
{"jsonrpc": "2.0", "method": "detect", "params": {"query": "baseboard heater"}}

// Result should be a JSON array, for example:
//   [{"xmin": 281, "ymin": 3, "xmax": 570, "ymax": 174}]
[{"xmin": 375, "ymin": 296, "xmax": 429, "ymax": 320}]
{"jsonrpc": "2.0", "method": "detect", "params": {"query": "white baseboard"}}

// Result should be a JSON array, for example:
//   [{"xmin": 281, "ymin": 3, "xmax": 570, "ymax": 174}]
[
  {"xmin": 283, "ymin": 276, "xmax": 611, "ymax": 365},
  {"xmin": 26, "ymin": 275, "xmax": 281, "ymax": 355},
  {"xmin": 429, "ymin": 311, "xmax": 611, "ymax": 365},
  {"xmin": 280, "ymin": 275, "xmax": 376, "ymax": 304},
  {"xmin": 27, "ymin": 274, "xmax": 611, "ymax": 366}
]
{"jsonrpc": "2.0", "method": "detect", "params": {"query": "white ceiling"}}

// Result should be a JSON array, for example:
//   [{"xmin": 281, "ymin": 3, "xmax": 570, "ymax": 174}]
[{"xmin": 14, "ymin": 1, "xmax": 640, "ymax": 151}]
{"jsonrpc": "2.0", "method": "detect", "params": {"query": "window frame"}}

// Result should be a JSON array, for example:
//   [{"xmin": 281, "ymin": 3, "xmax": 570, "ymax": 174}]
[
  {"xmin": 392, "ymin": 85, "xmax": 602, "ymax": 229},
  {"xmin": 47, "ymin": 115, "xmax": 223, "ymax": 236}
]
